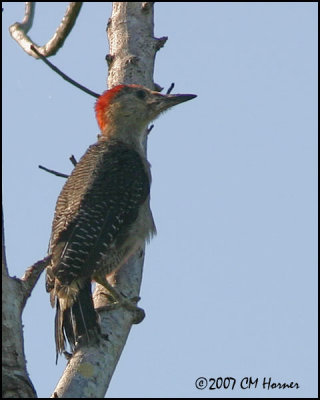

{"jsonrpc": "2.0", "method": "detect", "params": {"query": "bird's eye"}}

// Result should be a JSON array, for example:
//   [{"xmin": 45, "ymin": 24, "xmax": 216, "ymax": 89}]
[{"xmin": 136, "ymin": 90, "xmax": 146, "ymax": 99}]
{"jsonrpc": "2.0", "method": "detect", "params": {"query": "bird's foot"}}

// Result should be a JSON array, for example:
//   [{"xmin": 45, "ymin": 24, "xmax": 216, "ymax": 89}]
[
  {"xmin": 96, "ymin": 301, "xmax": 145, "ymax": 324},
  {"xmin": 95, "ymin": 278, "xmax": 145, "ymax": 324}
]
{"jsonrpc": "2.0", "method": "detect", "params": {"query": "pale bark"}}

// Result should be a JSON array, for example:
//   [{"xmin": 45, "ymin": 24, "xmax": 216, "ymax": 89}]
[
  {"xmin": 2, "ymin": 208, "xmax": 50, "ymax": 398},
  {"xmin": 107, "ymin": 2, "xmax": 166, "ymax": 89},
  {"xmin": 51, "ymin": 2, "xmax": 166, "ymax": 398},
  {"xmin": 5, "ymin": 2, "xmax": 167, "ymax": 398},
  {"xmin": 9, "ymin": 2, "xmax": 82, "ymax": 58}
]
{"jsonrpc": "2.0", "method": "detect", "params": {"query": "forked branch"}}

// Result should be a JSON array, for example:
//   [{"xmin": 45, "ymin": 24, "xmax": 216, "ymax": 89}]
[{"xmin": 9, "ymin": 2, "xmax": 82, "ymax": 58}]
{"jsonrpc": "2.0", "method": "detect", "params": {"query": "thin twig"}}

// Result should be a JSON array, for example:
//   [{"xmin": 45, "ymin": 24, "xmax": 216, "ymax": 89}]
[
  {"xmin": 147, "ymin": 124, "xmax": 154, "ymax": 135},
  {"xmin": 69, "ymin": 155, "xmax": 78, "ymax": 166},
  {"xmin": 30, "ymin": 45, "xmax": 100, "ymax": 98},
  {"xmin": 166, "ymin": 83, "xmax": 175, "ymax": 94},
  {"xmin": 38, "ymin": 164, "xmax": 69, "ymax": 178},
  {"xmin": 39, "ymin": 154, "xmax": 77, "ymax": 179}
]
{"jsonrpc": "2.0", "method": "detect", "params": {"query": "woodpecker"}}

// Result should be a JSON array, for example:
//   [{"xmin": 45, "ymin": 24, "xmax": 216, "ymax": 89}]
[{"xmin": 46, "ymin": 84, "xmax": 196, "ymax": 360}]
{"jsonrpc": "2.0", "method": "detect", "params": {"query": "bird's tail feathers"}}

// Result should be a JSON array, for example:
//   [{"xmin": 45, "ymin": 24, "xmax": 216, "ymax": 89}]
[{"xmin": 54, "ymin": 279, "xmax": 99, "ymax": 362}]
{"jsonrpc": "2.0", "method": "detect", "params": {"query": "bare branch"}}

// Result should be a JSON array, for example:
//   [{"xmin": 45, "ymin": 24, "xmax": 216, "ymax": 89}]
[
  {"xmin": 39, "ymin": 153, "xmax": 78, "ymax": 178},
  {"xmin": 52, "ymin": 251, "xmax": 146, "ymax": 397},
  {"xmin": 155, "ymin": 36, "xmax": 168, "ymax": 51},
  {"xmin": 69, "ymin": 155, "xmax": 77, "ymax": 166},
  {"xmin": 154, "ymin": 82, "xmax": 164, "ymax": 92},
  {"xmin": 21, "ymin": 255, "xmax": 52, "ymax": 306},
  {"xmin": 19, "ymin": 2, "xmax": 35, "ymax": 32},
  {"xmin": 9, "ymin": 2, "xmax": 83, "ymax": 58},
  {"xmin": 38, "ymin": 153, "xmax": 78, "ymax": 179},
  {"xmin": 166, "ymin": 82, "xmax": 175, "ymax": 94},
  {"xmin": 30, "ymin": 45, "xmax": 100, "ymax": 98},
  {"xmin": 2, "ymin": 208, "xmax": 49, "ymax": 397},
  {"xmin": 147, "ymin": 124, "xmax": 154, "ymax": 135},
  {"xmin": 107, "ymin": 2, "xmax": 162, "ymax": 89},
  {"xmin": 38, "ymin": 164, "xmax": 69, "ymax": 178},
  {"xmin": 52, "ymin": 2, "xmax": 163, "ymax": 396}
]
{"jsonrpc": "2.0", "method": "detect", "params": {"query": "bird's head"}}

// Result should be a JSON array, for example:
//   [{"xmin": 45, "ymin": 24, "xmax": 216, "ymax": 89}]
[{"xmin": 95, "ymin": 84, "xmax": 196, "ymax": 144}]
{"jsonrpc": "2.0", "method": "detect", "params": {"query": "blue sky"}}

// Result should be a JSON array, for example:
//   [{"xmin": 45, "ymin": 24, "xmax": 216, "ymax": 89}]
[{"xmin": 2, "ymin": 2, "xmax": 317, "ymax": 398}]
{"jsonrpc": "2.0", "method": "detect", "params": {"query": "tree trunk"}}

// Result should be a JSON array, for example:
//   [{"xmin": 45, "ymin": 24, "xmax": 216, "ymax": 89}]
[{"xmin": 51, "ymin": 3, "xmax": 165, "ymax": 397}]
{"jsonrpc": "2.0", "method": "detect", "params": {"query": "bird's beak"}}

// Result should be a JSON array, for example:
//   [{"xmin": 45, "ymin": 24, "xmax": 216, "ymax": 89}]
[
  {"xmin": 150, "ymin": 91, "xmax": 197, "ymax": 113},
  {"xmin": 165, "ymin": 93, "xmax": 197, "ymax": 105}
]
